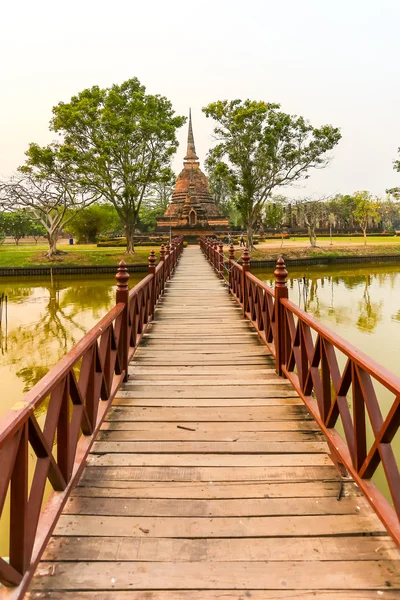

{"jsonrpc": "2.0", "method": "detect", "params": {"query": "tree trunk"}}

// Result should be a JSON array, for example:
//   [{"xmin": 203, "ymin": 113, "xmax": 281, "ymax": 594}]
[
  {"xmin": 246, "ymin": 224, "xmax": 254, "ymax": 250},
  {"xmin": 330, "ymin": 224, "xmax": 333, "ymax": 245},
  {"xmin": 46, "ymin": 230, "xmax": 61, "ymax": 258},
  {"xmin": 308, "ymin": 226, "xmax": 317, "ymax": 247},
  {"xmin": 363, "ymin": 227, "xmax": 367, "ymax": 245},
  {"xmin": 125, "ymin": 224, "xmax": 135, "ymax": 254}
]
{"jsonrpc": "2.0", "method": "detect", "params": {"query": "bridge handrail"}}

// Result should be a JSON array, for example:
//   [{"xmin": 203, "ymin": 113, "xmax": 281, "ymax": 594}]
[
  {"xmin": 0, "ymin": 237, "xmax": 184, "ymax": 590},
  {"xmin": 200, "ymin": 235, "xmax": 400, "ymax": 549}
]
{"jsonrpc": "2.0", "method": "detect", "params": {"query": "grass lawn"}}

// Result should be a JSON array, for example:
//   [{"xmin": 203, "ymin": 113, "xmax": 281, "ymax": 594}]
[{"xmin": 0, "ymin": 243, "xmax": 160, "ymax": 268}]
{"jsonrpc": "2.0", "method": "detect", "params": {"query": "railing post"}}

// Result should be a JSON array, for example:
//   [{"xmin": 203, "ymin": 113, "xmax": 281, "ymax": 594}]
[
  {"xmin": 274, "ymin": 257, "xmax": 288, "ymax": 377},
  {"xmin": 165, "ymin": 242, "xmax": 171, "ymax": 279},
  {"xmin": 218, "ymin": 242, "xmax": 224, "ymax": 278},
  {"xmin": 241, "ymin": 248, "xmax": 250, "ymax": 316},
  {"xmin": 228, "ymin": 243, "xmax": 235, "ymax": 290},
  {"xmin": 148, "ymin": 249, "xmax": 157, "ymax": 319},
  {"xmin": 115, "ymin": 260, "xmax": 130, "ymax": 382},
  {"xmin": 159, "ymin": 244, "xmax": 166, "ymax": 293},
  {"xmin": 213, "ymin": 241, "xmax": 218, "ymax": 272}
]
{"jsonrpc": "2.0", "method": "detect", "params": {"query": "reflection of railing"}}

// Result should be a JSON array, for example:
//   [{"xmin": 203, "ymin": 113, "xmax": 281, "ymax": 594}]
[
  {"xmin": 0, "ymin": 237, "xmax": 183, "ymax": 591},
  {"xmin": 200, "ymin": 235, "xmax": 400, "ymax": 548}
]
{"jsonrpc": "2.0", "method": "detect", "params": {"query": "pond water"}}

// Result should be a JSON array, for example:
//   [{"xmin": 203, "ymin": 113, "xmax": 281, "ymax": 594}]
[{"xmin": 0, "ymin": 273, "xmax": 145, "ymax": 419}]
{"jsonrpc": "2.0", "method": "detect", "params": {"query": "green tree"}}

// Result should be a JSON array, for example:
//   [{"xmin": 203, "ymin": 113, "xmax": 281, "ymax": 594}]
[
  {"xmin": 1, "ymin": 144, "xmax": 98, "ymax": 257},
  {"xmin": 264, "ymin": 195, "xmax": 287, "ymax": 247},
  {"xmin": 353, "ymin": 190, "xmax": 381, "ymax": 245},
  {"xmin": 296, "ymin": 197, "xmax": 329, "ymax": 247},
  {"xmin": 50, "ymin": 78, "xmax": 185, "ymax": 253},
  {"xmin": 205, "ymin": 158, "xmax": 234, "ymax": 216},
  {"xmin": 138, "ymin": 169, "xmax": 176, "ymax": 232},
  {"xmin": 0, "ymin": 212, "xmax": 7, "ymax": 244},
  {"xmin": 27, "ymin": 219, "xmax": 46, "ymax": 243},
  {"xmin": 3, "ymin": 210, "xmax": 32, "ymax": 245},
  {"xmin": 379, "ymin": 194, "xmax": 400, "ymax": 231},
  {"xmin": 203, "ymin": 99, "xmax": 341, "ymax": 248},
  {"xmin": 327, "ymin": 194, "xmax": 356, "ymax": 230},
  {"xmin": 68, "ymin": 204, "xmax": 120, "ymax": 243}
]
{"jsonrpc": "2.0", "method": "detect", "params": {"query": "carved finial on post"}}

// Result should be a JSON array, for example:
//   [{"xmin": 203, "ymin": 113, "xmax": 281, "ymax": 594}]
[
  {"xmin": 229, "ymin": 243, "xmax": 235, "ymax": 260},
  {"xmin": 274, "ymin": 256, "xmax": 289, "ymax": 377},
  {"xmin": 160, "ymin": 244, "xmax": 166, "ymax": 262},
  {"xmin": 116, "ymin": 260, "xmax": 130, "ymax": 292},
  {"xmin": 241, "ymin": 247, "xmax": 250, "ymax": 269},
  {"xmin": 274, "ymin": 256, "xmax": 288, "ymax": 288},
  {"xmin": 165, "ymin": 242, "xmax": 171, "ymax": 256},
  {"xmin": 148, "ymin": 249, "xmax": 157, "ymax": 271},
  {"xmin": 115, "ymin": 260, "xmax": 130, "ymax": 382}
]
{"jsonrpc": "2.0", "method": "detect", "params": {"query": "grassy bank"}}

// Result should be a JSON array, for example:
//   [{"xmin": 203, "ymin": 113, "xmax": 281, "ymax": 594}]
[
  {"xmin": 0, "ymin": 243, "xmax": 158, "ymax": 268},
  {"xmin": 2, "ymin": 237, "xmax": 400, "ymax": 268},
  {"xmin": 236, "ymin": 237, "xmax": 400, "ymax": 261}
]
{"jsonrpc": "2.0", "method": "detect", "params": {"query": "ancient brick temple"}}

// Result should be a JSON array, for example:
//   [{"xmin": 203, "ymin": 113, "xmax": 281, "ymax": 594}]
[{"xmin": 156, "ymin": 110, "xmax": 229, "ymax": 239}]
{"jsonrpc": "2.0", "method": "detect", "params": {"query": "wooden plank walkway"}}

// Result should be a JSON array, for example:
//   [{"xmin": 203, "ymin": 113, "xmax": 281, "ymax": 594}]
[{"xmin": 29, "ymin": 246, "xmax": 400, "ymax": 598}]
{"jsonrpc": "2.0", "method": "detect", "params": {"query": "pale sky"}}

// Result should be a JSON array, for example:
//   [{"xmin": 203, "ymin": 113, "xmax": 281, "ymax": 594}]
[{"xmin": 1, "ymin": 0, "xmax": 399, "ymax": 199}]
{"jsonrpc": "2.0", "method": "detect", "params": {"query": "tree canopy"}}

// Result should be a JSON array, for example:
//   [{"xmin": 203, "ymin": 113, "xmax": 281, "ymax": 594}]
[
  {"xmin": 50, "ymin": 78, "xmax": 185, "ymax": 252},
  {"xmin": 203, "ymin": 99, "xmax": 341, "ymax": 247}
]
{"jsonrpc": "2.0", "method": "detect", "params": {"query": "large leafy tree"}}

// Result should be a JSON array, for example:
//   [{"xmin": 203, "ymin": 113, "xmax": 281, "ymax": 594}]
[
  {"xmin": 50, "ymin": 78, "xmax": 185, "ymax": 253},
  {"xmin": 203, "ymin": 99, "xmax": 341, "ymax": 247}
]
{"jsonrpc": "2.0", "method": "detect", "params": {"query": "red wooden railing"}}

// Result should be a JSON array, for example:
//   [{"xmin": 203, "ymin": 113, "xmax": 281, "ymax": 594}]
[
  {"xmin": 201, "ymin": 236, "xmax": 400, "ymax": 548},
  {"xmin": 0, "ymin": 237, "xmax": 183, "ymax": 591}
]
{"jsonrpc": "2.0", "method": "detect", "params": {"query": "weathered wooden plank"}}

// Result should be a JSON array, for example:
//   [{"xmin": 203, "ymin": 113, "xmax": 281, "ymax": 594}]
[
  {"xmin": 31, "ymin": 560, "xmax": 399, "ymax": 590},
  {"xmin": 133, "ymin": 358, "xmax": 273, "ymax": 366},
  {"xmin": 117, "ymin": 385, "xmax": 296, "ymax": 399},
  {"xmin": 91, "ymin": 440, "xmax": 328, "ymax": 453},
  {"xmin": 87, "ymin": 453, "xmax": 332, "ymax": 467},
  {"xmin": 79, "ymin": 465, "xmax": 341, "ymax": 483},
  {"xmin": 113, "ymin": 397, "xmax": 302, "ymax": 406},
  {"xmin": 63, "ymin": 496, "xmax": 366, "ymax": 517},
  {"xmin": 100, "ymin": 420, "xmax": 320, "ymax": 432},
  {"xmin": 96, "ymin": 430, "xmax": 324, "ymax": 442},
  {"xmin": 73, "ymin": 480, "xmax": 356, "ymax": 499},
  {"xmin": 105, "ymin": 406, "xmax": 310, "ymax": 421},
  {"xmin": 54, "ymin": 514, "xmax": 386, "ymax": 538},
  {"xmin": 25, "ymin": 591, "xmax": 400, "ymax": 599},
  {"xmin": 42, "ymin": 534, "xmax": 399, "ymax": 562}
]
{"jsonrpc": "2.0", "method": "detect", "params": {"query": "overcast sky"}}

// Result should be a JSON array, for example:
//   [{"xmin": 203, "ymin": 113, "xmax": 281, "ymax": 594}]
[{"xmin": 1, "ymin": 0, "xmax": 399, "ymax": 199}]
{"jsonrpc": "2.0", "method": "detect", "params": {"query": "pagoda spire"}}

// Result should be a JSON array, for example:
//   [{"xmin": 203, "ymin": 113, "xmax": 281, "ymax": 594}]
[{"xmin": 184, "ymin": 108, "xmax": 199, "ymax": 162}]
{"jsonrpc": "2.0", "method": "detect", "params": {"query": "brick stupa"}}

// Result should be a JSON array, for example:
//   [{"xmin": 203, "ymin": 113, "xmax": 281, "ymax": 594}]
[{"xmin": 156, "ymin": 110, "xmax": 229, "ymax": 239}]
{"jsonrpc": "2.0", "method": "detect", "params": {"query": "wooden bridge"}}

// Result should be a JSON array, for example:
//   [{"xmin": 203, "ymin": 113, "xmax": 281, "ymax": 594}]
[{"xmin": 1, "ymin": 238, "xmax": 400, "ymax": 598}]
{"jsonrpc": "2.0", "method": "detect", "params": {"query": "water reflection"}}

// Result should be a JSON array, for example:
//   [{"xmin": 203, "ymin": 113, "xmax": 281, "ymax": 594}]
[
  {"xmin": 0, "ymin": 273, "xmax": 144, "ymax": 416},
  {"xmin": 258, "ymin": 265, "xmax": 400, "ymax": 363}
]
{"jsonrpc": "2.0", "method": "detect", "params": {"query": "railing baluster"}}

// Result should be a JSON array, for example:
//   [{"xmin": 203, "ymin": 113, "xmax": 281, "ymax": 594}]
[{"xmin": 10, "ymin": 421, "xmax": 29, "ymax": 575}]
